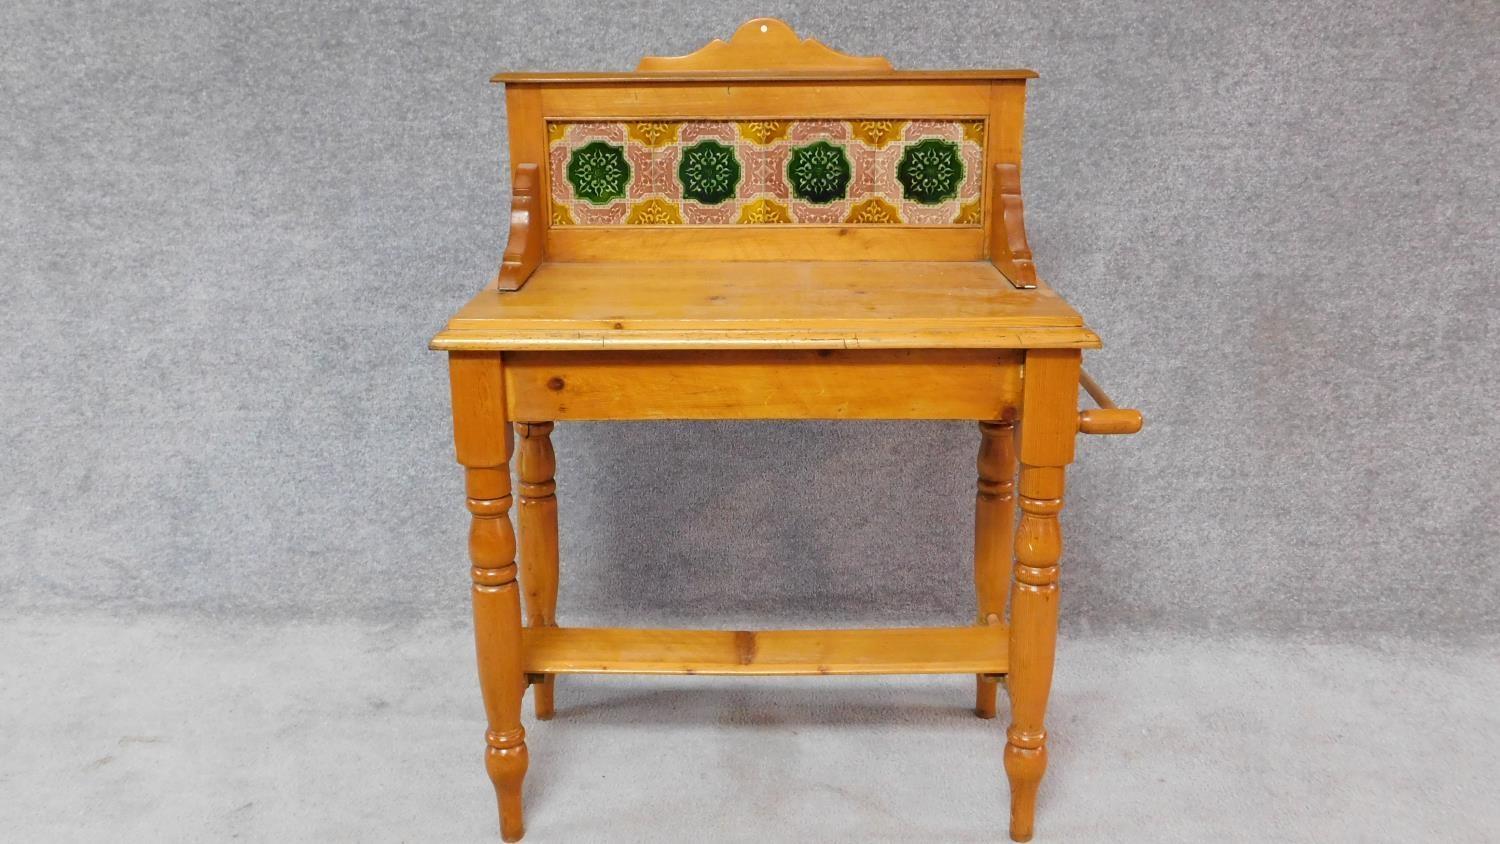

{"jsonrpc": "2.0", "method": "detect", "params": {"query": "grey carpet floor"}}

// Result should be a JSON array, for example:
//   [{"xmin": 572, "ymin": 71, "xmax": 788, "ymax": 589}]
[{"xmin": 4, "ymin": 614, "xmax": 1497, "ymax": 843}]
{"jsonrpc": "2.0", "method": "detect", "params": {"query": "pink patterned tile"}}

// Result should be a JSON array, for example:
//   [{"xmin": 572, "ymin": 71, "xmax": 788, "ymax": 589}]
[
  {"xmin": 680, "ymin": 122, "xmax": 736, "ymax": 143},
  {"xmin": 960, "ymin": 142, "xmax": 984, "ymax": 201},
  {"xmin": 790, "ymin": 120, "xmax": 850, "ymax": 141},
  {"xmin": 906, "ymin": 120, "xmax": 963, "ymax": 140},
  {"xmin": 682, "ymin": 202, "xmax": 735, "ymax": 224},
  {"xmin": 549, "ymin": 145, "xmax": 573, "ymax": 204},
  {"xmin": 901, "ymin": 198, "xmax": 960, "ymax": 225},
  {"xmin": 574, "ymin": 202, "xmax": 627, "ymax": 224},
  {"xmin": 791, "ymin": 199, "xmax": 852, "ymax": 223},
  {"xmin": 740, "ymin": 145, "xmax": 791, "ymax": 199},
  {"xmin": 627, "ymin": 144, "xmax": 681, "ymax": 200}
]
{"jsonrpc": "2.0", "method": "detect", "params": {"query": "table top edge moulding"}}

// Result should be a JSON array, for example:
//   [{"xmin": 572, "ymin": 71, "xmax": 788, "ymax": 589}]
[{"xmin": 433, "ymin": 17, "xmax": 1141, "ymax": 843}]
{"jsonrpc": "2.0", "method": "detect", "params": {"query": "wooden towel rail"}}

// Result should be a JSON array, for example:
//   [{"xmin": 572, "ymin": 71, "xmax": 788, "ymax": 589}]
[{"xmin": 1078, "ymin": 369, "xmax": 1143, "ymax": 436}]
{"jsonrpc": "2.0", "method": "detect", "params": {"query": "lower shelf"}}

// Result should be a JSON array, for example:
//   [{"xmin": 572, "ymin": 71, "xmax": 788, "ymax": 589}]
[{"xmin": 521, "ymin": 624, "xmax": 1008, "ymax": 676}]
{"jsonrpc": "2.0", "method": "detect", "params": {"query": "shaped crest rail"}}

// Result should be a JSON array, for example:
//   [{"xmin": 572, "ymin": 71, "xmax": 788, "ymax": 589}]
[{"xmin": 636, "ymin": 17, "xmax": 893, "ymax": 73}]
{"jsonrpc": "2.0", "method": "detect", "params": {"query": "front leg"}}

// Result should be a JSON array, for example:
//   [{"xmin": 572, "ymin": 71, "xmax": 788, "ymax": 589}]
[
  {"xmin": 450, "ymin": 352, "xmax": 529, "ymax": 842},
  {"xmin": 1004, "ymin": 349, "xmax": 1079, "ymax": 842}
]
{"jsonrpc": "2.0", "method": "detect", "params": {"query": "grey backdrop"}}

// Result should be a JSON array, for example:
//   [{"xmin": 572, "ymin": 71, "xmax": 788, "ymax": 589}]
[
  {"xmin": 6, "ymin": 3, "xmax": 1500, "ymax": 841},
  {"xmin": 4, "ymin": 0, "xmax": 1498, "ymax": 640}
]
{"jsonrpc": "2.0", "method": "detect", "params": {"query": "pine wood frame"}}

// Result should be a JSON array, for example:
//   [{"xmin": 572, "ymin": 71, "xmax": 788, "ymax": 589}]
[{"xmin": 436, "ymin": 19, "xmax": 1139, "ymax": 842}]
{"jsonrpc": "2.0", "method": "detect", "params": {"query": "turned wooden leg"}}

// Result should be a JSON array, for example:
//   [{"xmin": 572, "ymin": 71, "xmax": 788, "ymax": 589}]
[
  {"xmin": 1005, "ymin": 464, "xmax": 1063, "ymax": 842},
  {"xmin": 1004, "ymin": 349, "xmax": 1079, "ymax": 843},
  {"xmin": 974, "ymin": 420, "xmax": 1017, "ymax": 719},
  {"xmin": 450, "ymin": 353, "xmax": 528, "ymax": 842},
  {"xmin": 516, "ymin": 421, "xmax": 560, "ymax": 720}
]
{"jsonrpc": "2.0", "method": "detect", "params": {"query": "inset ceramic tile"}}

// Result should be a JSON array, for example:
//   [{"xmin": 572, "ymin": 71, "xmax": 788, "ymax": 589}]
[{"xmin": 548, "ymin": 119, "xmax": 985, "ymax": 225}]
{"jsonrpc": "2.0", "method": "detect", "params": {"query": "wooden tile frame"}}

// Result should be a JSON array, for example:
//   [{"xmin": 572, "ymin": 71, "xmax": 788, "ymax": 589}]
[{"xmin": 502, "ymin": 79, "xmax": 1029, "ymax": 263}]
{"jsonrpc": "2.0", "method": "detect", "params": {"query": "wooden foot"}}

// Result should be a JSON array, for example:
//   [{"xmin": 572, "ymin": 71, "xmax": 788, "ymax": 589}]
[
  {"xmin": 1003, "ymin": 739, "xmax": 1046, "ymax": 842},
  {"xmin": 450, "ymin": 353, "xmax": 529, "ymax": 841},
  {"xmin": 1004, "ymin": 349, "xmax": 1078, "ymax": 842},
  {"xmin": 486, "ymin": 727, "xmax": 529, "ymax": 842},
  {"xmin": 973, "ymin": 419, "xmax": 1017, "ymax": 719},
  {"xmin": 517, "ymin": 421, "xmax": 560, "ymax": 720}
]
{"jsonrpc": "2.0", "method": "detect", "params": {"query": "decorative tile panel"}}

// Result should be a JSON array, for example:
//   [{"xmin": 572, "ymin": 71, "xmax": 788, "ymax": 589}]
[{"xmin": 547, "ymin": 120, "xmax": 985, "ymax": 226}]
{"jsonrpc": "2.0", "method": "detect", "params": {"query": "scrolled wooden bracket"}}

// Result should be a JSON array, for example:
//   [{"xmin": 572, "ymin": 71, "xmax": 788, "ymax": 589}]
[
  {"xmin": 990, "ymin": 163, "xmax": 1038, "ymax": 290},
  {"xmin": 495, "ymin": 163, "xmax": 543, "ymax": 292},
  {"xmin": 636, "ymin": 18, "xmax": 893, "ymax": 73},
  {"xmin": 1077, "ymin": 369, "xmax": 1143, "ymax": 435}
]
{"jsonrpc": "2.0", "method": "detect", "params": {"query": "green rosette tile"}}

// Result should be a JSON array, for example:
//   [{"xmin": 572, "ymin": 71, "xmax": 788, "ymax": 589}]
[
  {"xmin": 566, "ymin": 141, "xmax": 631, "ymax": 205},
  {"xmin": 678, "ymin": 140, "xmax": 742, "ymax": 205},
  {"xmin": 897, "ymin": 138, "xmax": 963, "ymax": 205},
  {"xmin": 788, "ymin": 140, "xmax": 852, "ymax": 204}
]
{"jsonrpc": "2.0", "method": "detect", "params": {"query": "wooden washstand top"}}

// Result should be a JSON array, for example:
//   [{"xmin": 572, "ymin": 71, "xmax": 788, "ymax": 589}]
[{"xmin": 432, "ymin": 261, "xmax": 1098, "ymax": 351}]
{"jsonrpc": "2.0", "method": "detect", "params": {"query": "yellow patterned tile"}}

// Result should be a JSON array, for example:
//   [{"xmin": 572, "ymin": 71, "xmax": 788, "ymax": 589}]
[
  {"xmin": 737, "ymin": 198, "xmax": 792, "ymax": 224},
  {"xmin": 955, "ymin": 199, "xmax": 983, "ymax": 225},
  {"xmin": 547, "ymin": 122, "xmax": 568, "ymax": 144},
  {"xmin": 850, "ymin": 120, "xmax": 908, "ymax": 148},
  {"xmin": 551, "ymin": 204, "xmax": 575, "ymax": 225},
  {"xmin": 625, "ymin": 198, "xmax": 684, "ymax": 225},
  {"xmin": 961, "ymin": 120, "xmax": 986, "ymax": 145},
  {"xmin": 845, "ymin": 197, "xmax": 902, "ymax": 224},
  {"xmin": 736, "ymin": 121, "xmax": 792, "ymax": 145},
  {"xmin": 626, "ymin": 122, "xmax": 679, "ymax": 147}
]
